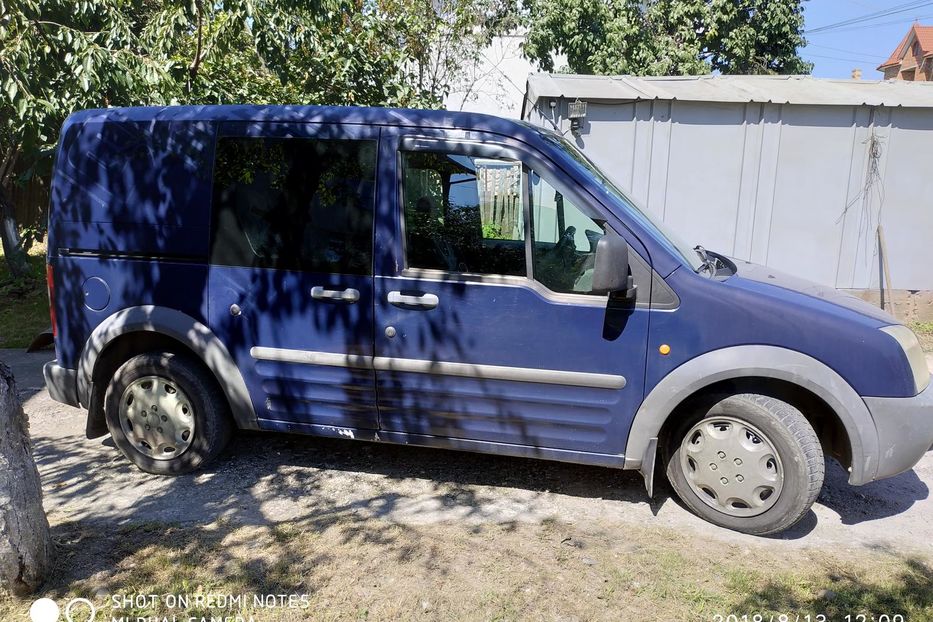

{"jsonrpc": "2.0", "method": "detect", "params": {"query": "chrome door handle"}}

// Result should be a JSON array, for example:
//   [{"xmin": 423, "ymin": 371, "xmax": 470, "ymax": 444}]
[
  {"xmin": 388, "ymin": 291, "xmax": 439, "ymax": 309},
  {"xmin": 311, "ymin": 286, "xmax": 360, "ymax": 303}
]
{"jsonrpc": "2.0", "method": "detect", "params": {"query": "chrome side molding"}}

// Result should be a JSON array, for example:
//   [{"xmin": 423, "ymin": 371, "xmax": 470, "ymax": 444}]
[
  {"xmin": 371, "ymin": 356, "xmax": 626, "ymax": 389},
  {"xmin": 250, "ymin": 347, "xmax": 372, "ymax": 369},
  {"xmin": 249, "ymin": 347, "xmax": 626, "ymax": 390}
]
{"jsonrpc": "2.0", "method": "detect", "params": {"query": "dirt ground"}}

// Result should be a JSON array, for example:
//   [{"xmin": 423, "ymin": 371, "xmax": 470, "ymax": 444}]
[{"xmin": 2, "ymin": 349, "xmax": 932, "ymax": 620}]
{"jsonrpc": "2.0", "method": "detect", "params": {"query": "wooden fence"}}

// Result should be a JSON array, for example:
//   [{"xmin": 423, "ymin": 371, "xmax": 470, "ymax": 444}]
[
  {"xmin": 478, "ymin": 164, "xmax": 521, "ymax": 240},
  {"xmin": 8, "ymin": 176, "xmax": 49, "ymax": 230}
]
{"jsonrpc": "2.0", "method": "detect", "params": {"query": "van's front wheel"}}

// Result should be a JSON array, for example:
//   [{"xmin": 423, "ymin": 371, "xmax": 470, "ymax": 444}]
[
  {"xmin": 104, "ymin": 352, "xmax": 232, "ymax": 475},
  {"xmin": 664, "ymin": 394, "xmax": 824, "ymax": 535}
]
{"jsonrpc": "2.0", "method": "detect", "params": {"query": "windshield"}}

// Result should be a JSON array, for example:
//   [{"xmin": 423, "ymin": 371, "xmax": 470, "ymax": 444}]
[{"xmin": 533, "ymin": 127, "xmax": 704, "ymax": 272}]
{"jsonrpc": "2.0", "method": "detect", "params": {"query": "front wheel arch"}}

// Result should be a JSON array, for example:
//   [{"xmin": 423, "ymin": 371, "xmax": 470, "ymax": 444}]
[
  {"xmin": 625, "ymin": 346, "xmax": 876, "ymax": 485},
  {"xmin": 657, "ymin": 377, "xmax": 852, "ymax": 474}
]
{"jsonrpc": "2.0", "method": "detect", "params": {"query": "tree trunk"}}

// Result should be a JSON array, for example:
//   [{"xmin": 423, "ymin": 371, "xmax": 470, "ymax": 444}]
[
  {"xmin": 0, "ymin": 361, "xmax": 52, "ymax": 596},
  {"xmin": 0, "ymin": 184, "xmax": 29, "ymax": 280}
]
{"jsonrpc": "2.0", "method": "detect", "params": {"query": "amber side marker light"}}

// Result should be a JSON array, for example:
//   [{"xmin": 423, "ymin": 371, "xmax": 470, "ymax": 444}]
[{"xmin": 659, "ymin": 344, "xmax": 671, "ymax": 355}]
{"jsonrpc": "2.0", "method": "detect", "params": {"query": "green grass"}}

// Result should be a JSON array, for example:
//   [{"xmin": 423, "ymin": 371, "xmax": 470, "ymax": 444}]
[
  {"xmin": 0, "ymin": 240, "xmax": 50, "ymax": 349},
  {"xmin": 910, "ymin": 322, "xmax": 933, "ymax": 352},
  {"xmin": 0, "ymin": 518, "xmax": 929, "ymax": 622}
]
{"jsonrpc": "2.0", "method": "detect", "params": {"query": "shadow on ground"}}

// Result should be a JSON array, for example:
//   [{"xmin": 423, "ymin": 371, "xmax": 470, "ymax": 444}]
[
  {"xmin": 819, "ymin": 460, "xmax": 929, "ymax": 526},
  {"xmin": 1, "ymin": 349, "xmax": 50, "ymax": 402},
  {"xmin": 31, "ymin": 425, "xmax": 930, "ymax": 541},
  {"xmin": 32, "ymin": 429, "xmax": 661, "ymax": 527}
]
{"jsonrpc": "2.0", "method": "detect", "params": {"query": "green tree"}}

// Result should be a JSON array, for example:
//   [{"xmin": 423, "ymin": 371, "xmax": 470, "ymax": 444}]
[
  {"xmin": 0, "ymin": 0, "xmax": 515, "ymax": 276},
  {"xmin": 285, "ymin": 0, "xmax": 518, "ymax": 108},
  {"xmin": 0, "ymin": 0, "xmax": 307, "ymax": 276},
  {"xmin": 523, "ymin": 0, "xmax": 812, "ymax": 77},
  {"xmin": 377, "ymin": 0, "xmax": 519, "ymax": 103},
  {"xmin": 0, "ymin": 0, "xmax": 163, "ymax": 277}
]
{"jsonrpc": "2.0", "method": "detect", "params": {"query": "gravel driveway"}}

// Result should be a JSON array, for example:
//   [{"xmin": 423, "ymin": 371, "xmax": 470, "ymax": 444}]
[{"xmin": 5, "ymin": 348, "xmax": 933, "ymax": 556}]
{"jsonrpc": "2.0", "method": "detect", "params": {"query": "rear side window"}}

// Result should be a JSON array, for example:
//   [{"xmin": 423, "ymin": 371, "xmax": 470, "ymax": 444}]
[{"xmin": 211, "ymin": 137, "xmax": 376, "ymax": 274}]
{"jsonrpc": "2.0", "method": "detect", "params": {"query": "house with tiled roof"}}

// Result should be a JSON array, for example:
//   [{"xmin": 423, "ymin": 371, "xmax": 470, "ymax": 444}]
[{"xmin": 878, "ymin": 23, "xmax": 933, "ymax": 81}]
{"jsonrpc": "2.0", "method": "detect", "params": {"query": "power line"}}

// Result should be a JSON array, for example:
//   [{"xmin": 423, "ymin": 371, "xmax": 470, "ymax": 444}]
[
  {"xmin": 806, "ymin": 13, "xmax": 933, "ymax": 35},
  {"xmin": 806, "ymin": 0, "xmax": 933, "ymax": 33},
  {"xmin": 804, "ymin": 52, "xmax": 887, "ymax": 65},
  {"xmin": 806, "ymin": 0, "xmax": 931, "ymax": 33},
  {"xmin": 844, "ymin": 0, "xmax": 878, "ymax": 9},
  {"xmin": 805, "ymin": 43, "xmax": 888, "ymax": 61}
]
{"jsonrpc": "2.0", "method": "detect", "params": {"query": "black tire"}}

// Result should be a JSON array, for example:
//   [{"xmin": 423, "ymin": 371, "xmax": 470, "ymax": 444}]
[
  {"xmin": 664, "ymin": 393, "xmax": 824, "ymax": 536},
  {"xmin": 104, "ymin": 352, "xmax": 232, "ymax": 475}
]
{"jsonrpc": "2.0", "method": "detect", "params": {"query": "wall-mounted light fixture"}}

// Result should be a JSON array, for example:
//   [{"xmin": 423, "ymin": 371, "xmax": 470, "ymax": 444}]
[{"xmin": 568, "ymin": 98, "xmax": 587, "ymax": 134}]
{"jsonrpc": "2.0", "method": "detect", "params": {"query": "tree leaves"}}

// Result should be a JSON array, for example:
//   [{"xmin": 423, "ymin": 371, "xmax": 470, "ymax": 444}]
[
  {"xmin": 522, "ymin": 0, "xmax": 812, "ymax": 76},
  {"xmin": 0, "ymin": 0, "xmax": 515, "ymax": 248}
]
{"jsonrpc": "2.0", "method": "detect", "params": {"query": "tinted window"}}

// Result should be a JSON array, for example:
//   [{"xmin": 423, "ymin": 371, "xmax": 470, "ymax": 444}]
[
  {"xmin": 211, "ymin": 137, "xmax": 376, "ymax": 274},
  {"xmin": 530, "ymin": 171, "xmax": 604, "ymax": 295},
  {"xmin": 402, "ymin": 150, "xmax": 525, "ymax": 276}
]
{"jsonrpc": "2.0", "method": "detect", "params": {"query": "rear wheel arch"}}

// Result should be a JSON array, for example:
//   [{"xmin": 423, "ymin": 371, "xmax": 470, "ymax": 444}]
[
  {"xmin": 625, "ymin": 346, "xmax": 879, "ymax": 485},
  {"xmin": 78, "ymin": 306, "xmax": 258, "ymax": 438},
  {"xmin": 103, "ymin": 351, "xmax": 233, "ymax": 474}
]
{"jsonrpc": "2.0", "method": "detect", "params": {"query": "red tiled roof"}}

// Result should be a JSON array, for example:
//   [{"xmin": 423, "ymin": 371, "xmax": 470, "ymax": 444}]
[{"xmin": 878, "ymin": 24, "xmax": 933, "ymax": 70}]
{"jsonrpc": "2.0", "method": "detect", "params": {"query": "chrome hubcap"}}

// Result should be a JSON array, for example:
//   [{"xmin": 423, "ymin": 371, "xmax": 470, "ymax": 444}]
[
  {"xmin": 118, "ymin": 375, "xmax": 195, "ymax": 460},
  {"xmin": 679, "ymin": 416, "xmax": 784, "ymax": 517}
]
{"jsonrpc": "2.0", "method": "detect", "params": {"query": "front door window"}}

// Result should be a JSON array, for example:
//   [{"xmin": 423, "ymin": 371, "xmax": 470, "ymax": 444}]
[
  {"xmin": 401, "ymin": 148, "xmax": 610, "ymax": 297},
  {"xmin": 402, "ymin": 150, "xmax": 526, "ymax": 276},
  {"xmin": 530, "ymin": 171, "xmax": 604, "ymax": 295}
]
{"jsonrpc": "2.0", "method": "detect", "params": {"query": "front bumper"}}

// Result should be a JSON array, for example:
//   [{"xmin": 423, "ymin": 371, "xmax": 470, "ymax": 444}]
[
  {"xmin": 863, "ymin": 376, "xmax": 933, "ymax": 481},
  {"xmin": 43, "ymin": 360, "xmax": 80, "ymax": 408}
]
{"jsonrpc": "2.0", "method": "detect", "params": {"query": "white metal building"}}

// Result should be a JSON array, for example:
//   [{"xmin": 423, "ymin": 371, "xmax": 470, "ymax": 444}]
[{"xmin": 522, "ymin": 74, "xmax": 933, "ymax": 308}]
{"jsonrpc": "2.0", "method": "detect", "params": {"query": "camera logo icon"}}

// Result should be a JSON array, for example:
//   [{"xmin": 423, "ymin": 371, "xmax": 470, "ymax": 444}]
[{"xmin": 29, "ymin": 597, "xmax": 96, "ymax": 622}]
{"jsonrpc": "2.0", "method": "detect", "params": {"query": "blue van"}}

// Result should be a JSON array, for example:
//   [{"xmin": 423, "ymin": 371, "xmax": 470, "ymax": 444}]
[{"xmin": 43, "ymin": 105, "xmax": 933, "ymax": 534}]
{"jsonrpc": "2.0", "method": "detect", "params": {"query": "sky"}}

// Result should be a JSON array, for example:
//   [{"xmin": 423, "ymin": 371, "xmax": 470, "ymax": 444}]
[{"xmin": 800, "ymin": 0, "xmax": 933, "ymax": 79}]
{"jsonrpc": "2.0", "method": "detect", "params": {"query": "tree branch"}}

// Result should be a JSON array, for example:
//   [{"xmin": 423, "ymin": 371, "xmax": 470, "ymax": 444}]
[{"xmin": 188, "ymin": 1, "xmax": 205, "ymax": 96}]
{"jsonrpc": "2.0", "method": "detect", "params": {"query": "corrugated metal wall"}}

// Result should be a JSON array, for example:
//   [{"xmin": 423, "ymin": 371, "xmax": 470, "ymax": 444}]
[{"xmin": 526, "ymin": 98, "xmax": 933, "ymax": 291}]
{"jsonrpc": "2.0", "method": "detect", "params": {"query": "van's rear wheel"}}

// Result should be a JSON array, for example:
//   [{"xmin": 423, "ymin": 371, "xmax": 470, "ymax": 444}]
[
  {"xmin": 104, "ymin": 352, "xmax": 232, "ymax": 475},
  {"xmin": 664, "ymin": 394, "xmax": 824, "ymax": 535}
]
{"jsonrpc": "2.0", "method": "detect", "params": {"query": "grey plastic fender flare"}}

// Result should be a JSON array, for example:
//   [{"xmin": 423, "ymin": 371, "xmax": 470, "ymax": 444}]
[
  {"xmin": 77, "ymin": 305, "xmax": 258, "ymax": 430},
  {"xmin": 623, "ymin": 345, "xmax": 880, "ymax": 486}
]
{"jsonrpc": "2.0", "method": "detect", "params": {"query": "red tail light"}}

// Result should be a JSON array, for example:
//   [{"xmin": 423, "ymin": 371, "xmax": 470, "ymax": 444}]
[{"xmin": 46, "ymin": 263, "xmax": 57, "ymax": 337}]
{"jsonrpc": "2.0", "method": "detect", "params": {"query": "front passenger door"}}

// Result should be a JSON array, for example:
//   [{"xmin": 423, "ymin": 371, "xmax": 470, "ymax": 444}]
[{"xmin": 373, "ymin": 132, "xmax": 651, "ymax": 457}]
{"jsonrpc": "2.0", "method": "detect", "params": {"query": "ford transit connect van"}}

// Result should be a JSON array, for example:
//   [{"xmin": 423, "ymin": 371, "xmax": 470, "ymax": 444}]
[{"xmin": 43, "ymin": 105, "xmax": 933, "ymax": 535}]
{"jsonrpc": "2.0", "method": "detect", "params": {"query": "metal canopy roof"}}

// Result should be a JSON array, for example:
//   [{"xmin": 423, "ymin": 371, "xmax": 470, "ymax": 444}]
[{"xmin": 524, "ymin": 74, "xmax": 933, "ymax": 112}]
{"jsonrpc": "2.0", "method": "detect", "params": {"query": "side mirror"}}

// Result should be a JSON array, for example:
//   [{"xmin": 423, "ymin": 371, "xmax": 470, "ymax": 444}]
[{"xmin": 592, "ymin": 233, "xmax": 636, "ymax": 298}]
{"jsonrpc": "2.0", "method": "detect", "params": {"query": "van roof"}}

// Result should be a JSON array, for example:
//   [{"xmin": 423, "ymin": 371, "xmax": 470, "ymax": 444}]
[{"xmin": 65, "ymin": 104, "xmax": 535, "ymax": 136}]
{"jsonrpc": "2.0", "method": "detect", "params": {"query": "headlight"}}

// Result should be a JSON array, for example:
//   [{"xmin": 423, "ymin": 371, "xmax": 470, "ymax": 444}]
[{"xmin": 880, "ymin": 325, "xmax": 930, "ymax": 394}]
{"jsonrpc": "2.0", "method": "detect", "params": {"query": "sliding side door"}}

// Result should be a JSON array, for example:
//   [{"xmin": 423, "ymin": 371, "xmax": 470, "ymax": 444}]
[{"xmin": 207, "ymin": 122, "xmax": 380, "ymax": 433}]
